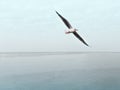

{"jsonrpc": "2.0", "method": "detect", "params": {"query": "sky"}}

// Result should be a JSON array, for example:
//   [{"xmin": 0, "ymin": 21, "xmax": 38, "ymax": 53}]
[{"xmin": 0, "ymin": 0, "xmax": 120, "ymax": 52}]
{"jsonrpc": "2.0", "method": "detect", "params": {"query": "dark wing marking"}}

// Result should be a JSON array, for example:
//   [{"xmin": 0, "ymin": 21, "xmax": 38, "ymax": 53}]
[
  {"xmin": 56, "ymin": 11, "xmax": 72, "ymax": 29},
  {"xmin": 73, "ymin": 31, "xmax": 89, "ymax": 46}
]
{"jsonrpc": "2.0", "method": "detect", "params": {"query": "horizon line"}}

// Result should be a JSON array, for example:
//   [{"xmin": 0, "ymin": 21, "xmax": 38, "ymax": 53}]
[{"xmin": 0, "ymin": 51, "xmax": 120, "ymax": 53}]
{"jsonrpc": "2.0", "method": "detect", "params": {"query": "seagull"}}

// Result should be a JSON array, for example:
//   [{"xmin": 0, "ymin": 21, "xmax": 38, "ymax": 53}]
[{"xmin": 56, "ymin": 11, "xmax": 89, "ymax": 46}]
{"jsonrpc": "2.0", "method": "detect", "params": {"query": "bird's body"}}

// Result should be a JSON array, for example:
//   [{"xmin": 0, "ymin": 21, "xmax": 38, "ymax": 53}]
[
  {"xmin": 56, "ymin": 11, "xmax": 89, "ymax": 46},
  {"xmin": 65, "ymin": 28, "xmax": 77, "ymax": 34}
]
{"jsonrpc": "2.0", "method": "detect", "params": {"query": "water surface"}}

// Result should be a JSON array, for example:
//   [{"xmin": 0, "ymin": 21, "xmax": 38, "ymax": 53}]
[{"xmin": 0, "ymin": 52, "xmax": 120, "ymax": 90}]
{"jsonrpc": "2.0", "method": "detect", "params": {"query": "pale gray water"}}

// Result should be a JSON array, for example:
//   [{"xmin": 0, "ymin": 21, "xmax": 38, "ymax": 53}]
[{"xmin": 0, "ymin": 52, "xmax": 120, "ymax": 90}]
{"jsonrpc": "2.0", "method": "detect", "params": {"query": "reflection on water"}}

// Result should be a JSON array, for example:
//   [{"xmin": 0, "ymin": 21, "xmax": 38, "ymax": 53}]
[{"xmin": 0, "ymin": 52, "xmax": 120, "ymax": 90}]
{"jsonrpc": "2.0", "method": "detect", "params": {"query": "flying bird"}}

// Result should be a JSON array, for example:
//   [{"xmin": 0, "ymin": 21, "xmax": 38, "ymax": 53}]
[{"xmin": 56, "ymin": 11, "xmax": 89, "ymax": 46}]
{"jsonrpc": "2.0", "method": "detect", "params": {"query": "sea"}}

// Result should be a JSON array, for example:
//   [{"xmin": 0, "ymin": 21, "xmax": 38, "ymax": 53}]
[{"xmin": 0, "ymin": 52, "xmax": 120, "ymax": 90}]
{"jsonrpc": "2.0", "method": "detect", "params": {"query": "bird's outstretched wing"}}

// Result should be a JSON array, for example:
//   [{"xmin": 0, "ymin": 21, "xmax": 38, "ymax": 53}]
[
  {"xmin": 56, "ymin": 11, "xmax": 72, "ymax": 29},
  {"xmin": 73, "ymin": 31, "xmax": 89, "ymax": 46}
]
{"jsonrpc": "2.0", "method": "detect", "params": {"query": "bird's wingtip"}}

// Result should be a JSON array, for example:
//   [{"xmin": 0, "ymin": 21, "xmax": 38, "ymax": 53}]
[
  {"xmin": 84, "ymin": 43, "xmax": 89, "ymax": 47},
  {"xmin": 86, "ymin": 44, "xmax": 89, "ymax": 47},
  {"xmin": 86, "ymin": 44, "xmax": 91, "ymax": 47},
  {"xmin": 55, "ymin": 10, "xmax": 58, "ymax": 13}
]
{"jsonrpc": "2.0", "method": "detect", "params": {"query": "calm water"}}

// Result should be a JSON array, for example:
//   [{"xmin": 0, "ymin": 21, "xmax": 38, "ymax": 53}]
[{"xmin": 0, "ymin": 52, "xmax": 120, "ymax": 90}]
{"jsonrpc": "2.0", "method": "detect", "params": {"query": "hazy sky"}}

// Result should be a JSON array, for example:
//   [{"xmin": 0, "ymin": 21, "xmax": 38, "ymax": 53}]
[{"xmin": 0, "ymin": 0, "xmax": 120, "ymax": 52}]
